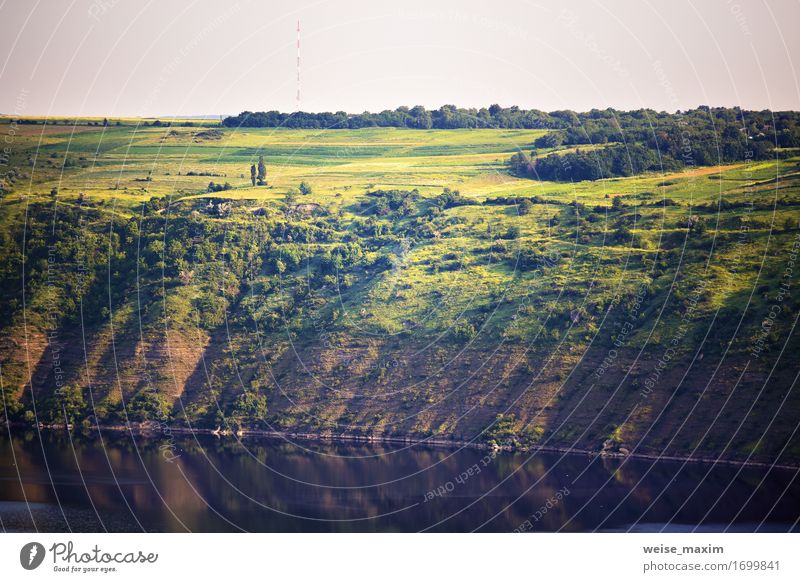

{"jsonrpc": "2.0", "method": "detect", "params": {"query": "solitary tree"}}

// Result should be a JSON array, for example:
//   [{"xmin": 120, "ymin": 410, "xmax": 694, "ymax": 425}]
[
  {"xmin": 284, "ymin": 188, "xmax": 299, "ymax": 208},
  {"xmin": 250, "ymin": 164, "xmax": 256, "ymax": 186},
  {"xmin": 257, "ymin": 156, "xmax": 266, "ymax": 184},
  {"xmin": 518, "ymin": 198, "xmax": 534, "ymax": 215}
]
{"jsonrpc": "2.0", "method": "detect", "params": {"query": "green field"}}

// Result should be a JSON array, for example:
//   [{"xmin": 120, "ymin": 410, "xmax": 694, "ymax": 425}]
[{"xmin": 1, "ymin": 119, "xmax": 799, "ymax": 464}]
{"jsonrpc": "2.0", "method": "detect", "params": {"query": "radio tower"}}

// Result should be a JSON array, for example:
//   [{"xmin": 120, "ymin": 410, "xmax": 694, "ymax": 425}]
[{"xmin": 296, "ymin": 20, "xmax": 301, "ymax": 111}]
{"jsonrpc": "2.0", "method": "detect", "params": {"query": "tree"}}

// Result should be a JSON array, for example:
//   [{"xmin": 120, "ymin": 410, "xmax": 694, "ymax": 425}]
[
  {"xmin": 534, "ymin": 132, "xmax": 563, "ymax": 149},
  {"xmin": 452, "ymin": 318, "xmax": 477, "ymax": 341},
  {"xmin": 127, "ymin": 389, "xmax": 170, "ymax": 421},
  {"xmin": 407, "ymin": 105, "xmax": 433, "ymax": 129},
  {"xmin": 509, "ymin": 151, "xmax": 534, "ymax": 177},
  {"xmin": 688, "ymin": 215, "xmax": 706, "ymax": 236},
  {"xmin": 299, "ymin": 181, "xmax": 312, "ymax": 195},
  {"xmin": 232, "ymin": 390, "xmax": 268, "ymax": 421},
  {"xmin": 250, "ymin": 164, "xmax": 256, "ymax": 186},
  {"xmin": 257, "ymin": 156, "xmax": 266, "ymax": 185},
  {"xmin": 54, "ymin": 385, "xmax": 86, "ymax": 425},
  {"xmin": 284, "ymin": 188, "xmax": 299, "ymax": 207}
]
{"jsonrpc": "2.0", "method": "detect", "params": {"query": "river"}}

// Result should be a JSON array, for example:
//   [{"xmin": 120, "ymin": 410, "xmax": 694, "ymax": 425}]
[{"xmin": 1, "ymin": 430, "xmax": 797, "ymax": 532}]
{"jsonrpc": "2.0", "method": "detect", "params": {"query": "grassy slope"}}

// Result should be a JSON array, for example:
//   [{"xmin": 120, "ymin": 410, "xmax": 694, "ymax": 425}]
[{"xmin": 2, "ymin": 120, "xmax": 800, "ymax": 464}]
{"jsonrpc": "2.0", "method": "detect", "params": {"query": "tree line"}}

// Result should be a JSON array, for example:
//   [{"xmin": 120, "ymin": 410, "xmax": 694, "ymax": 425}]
[
  {"xmin": 223, "ymin": 105, "xmax": 800, "ymax": 137},
  {"xmin": 224, "ymin": 104, "xmax": 564, "ymax": 129}
]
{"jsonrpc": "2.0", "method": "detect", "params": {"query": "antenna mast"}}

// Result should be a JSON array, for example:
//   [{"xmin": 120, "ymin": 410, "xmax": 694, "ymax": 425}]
[{"xmin": 296, "ymin": 20, "xmax": 301, "ymax": 111}]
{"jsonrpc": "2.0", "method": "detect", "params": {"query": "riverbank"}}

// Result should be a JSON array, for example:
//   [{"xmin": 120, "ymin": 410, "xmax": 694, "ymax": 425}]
[{"xmin": 7, "ymin": 421, "xmax": 800, "ymax": 471}]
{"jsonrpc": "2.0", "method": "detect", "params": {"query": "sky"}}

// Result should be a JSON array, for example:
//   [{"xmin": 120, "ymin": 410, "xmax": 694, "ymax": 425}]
[{"xmin": 0, "ymin": 0, "xmax": 798, "ymax": 117}]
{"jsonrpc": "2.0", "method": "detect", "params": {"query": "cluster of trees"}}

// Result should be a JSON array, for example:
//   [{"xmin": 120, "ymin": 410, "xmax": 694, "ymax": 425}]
[
  {"xmin": 207, "ymin": 181, "xmax": 232, "ymax": 192},
  {"xmin": 362, "ymin": 189, "xmax": 421, "ymax": 217},
  {"xmin": 509, "ymin": 107, "xmax": 800, "ymax": 181},
  {"xmin": 431, "ymin": 187, "xmax": 480, "ymax": 210},
  {"xmin": 356, "ymin": 187, "xmax": 483, "ymax": 221},
  {"xmin": 512, "ymin": 144, "xmax": 665, "ymax": 181},
  {"xmin": 544, "ymin": 107, "xmax": 800, "ymax": 150},
  {"xmin": 281, "ymin": 181, "xmax": 315, "ymax": 206},
  {"xmin": 0, "ymin": 204, "xmax": 133, "ymax": 329}
]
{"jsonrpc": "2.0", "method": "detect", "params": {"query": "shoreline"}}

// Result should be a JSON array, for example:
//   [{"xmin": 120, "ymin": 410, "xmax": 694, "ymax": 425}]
[{"xmin": 9, "ymin": 421, "xmax": 800, "ymax": 471}]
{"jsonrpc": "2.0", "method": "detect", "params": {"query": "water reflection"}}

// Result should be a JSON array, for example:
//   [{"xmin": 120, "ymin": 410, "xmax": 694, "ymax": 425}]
[{"xmin": 1, "ymin": 431, "xmax": 797, "ymax": 532}]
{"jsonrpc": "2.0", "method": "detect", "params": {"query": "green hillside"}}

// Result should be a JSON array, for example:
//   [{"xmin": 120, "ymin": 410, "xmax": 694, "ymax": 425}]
[{"xmin": 1, "ymin": 114, "xmax": 800, "ymax": 465}]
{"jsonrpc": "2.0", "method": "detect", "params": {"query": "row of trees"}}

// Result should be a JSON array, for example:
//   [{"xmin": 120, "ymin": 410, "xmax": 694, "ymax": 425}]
[
  {"xmin": 223, "ymin": 106, "xmax": 800, "ymax": 136},
  {"xmin": 224, "ymin": 105, "xmax": 565, "ymax": 129}
]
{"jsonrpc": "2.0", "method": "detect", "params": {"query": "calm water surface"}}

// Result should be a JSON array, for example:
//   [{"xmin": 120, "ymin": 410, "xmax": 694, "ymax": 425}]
[{"xmin": 1, "ymin": 431, "xmax": 798, "ymax": 532}]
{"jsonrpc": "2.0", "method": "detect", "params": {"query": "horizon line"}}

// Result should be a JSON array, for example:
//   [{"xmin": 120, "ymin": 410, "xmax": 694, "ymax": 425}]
[{"xmin": 3, "ymin": 104, "xmax": 800, "ymax": 120}]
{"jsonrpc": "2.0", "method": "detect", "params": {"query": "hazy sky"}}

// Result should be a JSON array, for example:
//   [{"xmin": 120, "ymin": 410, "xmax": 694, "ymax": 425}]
[{"xmin": 1, "ymin": 0, "xmax": 798, "ymax": 117}]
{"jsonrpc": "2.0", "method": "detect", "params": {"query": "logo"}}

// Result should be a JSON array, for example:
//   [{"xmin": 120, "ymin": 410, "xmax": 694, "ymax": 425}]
[{"xmin": 20, "ymin": 542, "xmax": 46, "ymax": 570}]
